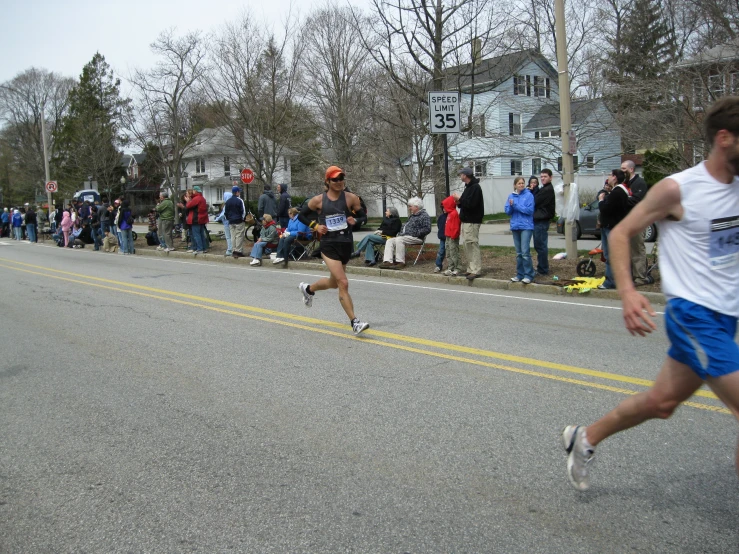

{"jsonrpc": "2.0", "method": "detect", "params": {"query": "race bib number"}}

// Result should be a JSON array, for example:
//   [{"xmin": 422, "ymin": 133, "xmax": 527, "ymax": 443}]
[
  {"xmin": 709, "ymin": 215, "xmax": 739, "ymax": 269},
  {"xmin": 325, "ymin": 213, "xmax": 348, "ymax": 232}
]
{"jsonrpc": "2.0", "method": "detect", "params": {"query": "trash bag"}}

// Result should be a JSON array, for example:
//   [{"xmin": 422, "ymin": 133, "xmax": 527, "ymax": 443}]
[
  {"xmin": 564, "ymin": 182, "xmax": 580, "ymax": 224},
  {"xmin": 554, "ymin": 181, "xmax": 565, "ymax": 219}
]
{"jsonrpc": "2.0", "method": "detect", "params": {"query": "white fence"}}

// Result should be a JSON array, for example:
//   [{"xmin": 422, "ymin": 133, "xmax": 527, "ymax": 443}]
[{"xmin": 366, "ymin": 172, "xmax": 610, "ymax": 218}]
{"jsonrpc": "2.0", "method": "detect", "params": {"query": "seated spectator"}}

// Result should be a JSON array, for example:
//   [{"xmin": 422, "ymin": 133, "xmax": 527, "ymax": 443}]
[
  {"xmin": 249, "ymin": 214, "xmax": 278, "ymax": 266},
  {"xmin": 70, "ymin": 221, "xmax": 85, "ymax": 248},
  {"xmin": 351, "ymin": 207, "xmax": 401, "ymax": 266},
  {"xmin": 379, "ymin": 197, "xmax": 431, "ymax": 270},
  {"xmin": 102, "ymin": 230, "xmax": 118, "ymax": 252},
  {"xmin": 272, "ymin": 207, "xmax": 311, "ymax": 264}
]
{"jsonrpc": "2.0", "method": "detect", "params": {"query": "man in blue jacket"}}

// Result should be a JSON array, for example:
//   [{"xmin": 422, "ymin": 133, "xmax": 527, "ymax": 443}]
[{"xmin": 225, "ymin": 186, "xmax": 247, "ymax": 258}]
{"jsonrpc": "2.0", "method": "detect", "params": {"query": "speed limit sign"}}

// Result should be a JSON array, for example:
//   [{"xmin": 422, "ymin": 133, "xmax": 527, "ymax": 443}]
[
  {"xmin": 45, "ymin": 181, "xmax": 58, "ymax": 193},
  {"xmin": 428, "ymin": 91, "xmax": 460, "ymax": 134}
]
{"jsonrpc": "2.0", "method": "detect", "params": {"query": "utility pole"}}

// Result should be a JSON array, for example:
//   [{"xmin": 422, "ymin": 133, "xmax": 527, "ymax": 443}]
[
  {"xmin": 40, "ymin": 104, "xmax": 52, "ymax": 218},
  {"xmin": 555, "ymin": 0, "xmax": 577, "ymax": 260}
]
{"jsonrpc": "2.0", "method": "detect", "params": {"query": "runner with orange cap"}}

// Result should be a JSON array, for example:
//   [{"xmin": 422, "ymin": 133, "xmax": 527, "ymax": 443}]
[{"xmin": 297, "ymin": 166, "xmax": 370, "ymax": 335}]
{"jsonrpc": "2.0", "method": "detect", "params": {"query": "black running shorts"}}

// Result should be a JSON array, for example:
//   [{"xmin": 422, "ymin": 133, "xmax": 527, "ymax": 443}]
[{"xmin": 321, "ymin": 242, "xmax": 353, "ymax": 265}]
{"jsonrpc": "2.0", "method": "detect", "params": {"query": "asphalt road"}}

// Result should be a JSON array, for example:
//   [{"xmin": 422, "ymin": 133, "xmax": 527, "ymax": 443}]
[{"xmin": 0, "ymin": 241, "xmax": 734, "ymax": 552}]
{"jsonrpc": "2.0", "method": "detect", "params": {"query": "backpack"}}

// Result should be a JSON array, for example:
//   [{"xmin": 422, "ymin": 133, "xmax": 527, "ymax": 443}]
[
  {"xmin": 145, "ymin": 232, "xmax": 158, "ymax": 246},
  {"xmin": 126, "ymin": 214, "xmax": 135, "ymax": 226}
]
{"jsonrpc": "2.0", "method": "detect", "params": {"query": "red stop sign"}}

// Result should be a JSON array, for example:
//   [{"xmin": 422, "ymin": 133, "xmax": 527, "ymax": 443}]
[{"xmin": 240, "ymin": 168, "xmax": 255, "ymax": 184}]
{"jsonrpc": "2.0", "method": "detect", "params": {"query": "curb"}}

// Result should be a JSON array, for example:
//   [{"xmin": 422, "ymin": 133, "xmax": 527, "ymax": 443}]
[{"xmin": 135, "ymin": 248, "xmax": 666, "ymax": 306}]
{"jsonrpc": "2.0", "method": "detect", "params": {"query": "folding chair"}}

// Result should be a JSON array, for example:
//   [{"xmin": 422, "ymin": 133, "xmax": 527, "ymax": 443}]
[
  {"xmin": 412, "ymin": 235, "xmax": 431, "ymax": 265},
  {"xmin": 290, "ymin": 234, "xmax": 317, "ymax": 261}
]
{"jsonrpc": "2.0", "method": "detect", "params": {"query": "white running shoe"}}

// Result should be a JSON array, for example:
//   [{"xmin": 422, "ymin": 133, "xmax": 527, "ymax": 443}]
[
  {"xmin": 511, "ymin": 276, "xmax": 521, "ymax": 282},
  {"xmin": 562, "ymin": 425, "xmax": 595, "ymax": 491},
  {"xmin": 298, "ymin": 282, "xmax": 313, "ymax": 307},
  {"xmin": 522, "ymin": 277, "xmax": 532, "ymax": 284},
  {"xmin": 352, "ymin": 320, "xmax": 370, "ymax": 335},
  {"xmin": 272, "ymin": 257, "xmax": 285, "ymax": 264},
  {"xmin": 249, "ymin": 258, "xmax": 261, "ymax": 266}
]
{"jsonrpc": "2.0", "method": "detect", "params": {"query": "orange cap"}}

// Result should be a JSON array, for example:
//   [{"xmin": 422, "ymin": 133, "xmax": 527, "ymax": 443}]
[{"xmin": 325, "ymin": 166, "xmax": 345, "ymax": 180}]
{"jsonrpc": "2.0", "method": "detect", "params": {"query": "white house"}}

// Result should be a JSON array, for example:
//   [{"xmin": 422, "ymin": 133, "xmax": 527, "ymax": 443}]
[{"xmin": 179, "ymin": 126, "xmax": 293, "ymax": 209}]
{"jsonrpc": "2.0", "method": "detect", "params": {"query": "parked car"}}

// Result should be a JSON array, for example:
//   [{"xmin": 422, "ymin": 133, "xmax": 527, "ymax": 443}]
[{"xmin": 556, "ymin": 199, "xmax": 657, "ymax": 242}]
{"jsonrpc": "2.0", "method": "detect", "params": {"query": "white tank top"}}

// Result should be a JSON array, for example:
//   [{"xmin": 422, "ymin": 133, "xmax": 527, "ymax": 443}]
[{"xmin": 659, "ymin": 162, "xmax": 739, "ymax": 317}]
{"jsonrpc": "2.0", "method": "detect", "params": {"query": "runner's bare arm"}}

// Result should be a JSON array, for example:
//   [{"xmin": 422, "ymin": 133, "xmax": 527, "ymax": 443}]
[
  {"xmin": 608, "ymin": 178, "xmax": 682, "ymax": 336},
  {"xmin": 346, "ymin": 192, "xmax": 361, "ymax": 226}
]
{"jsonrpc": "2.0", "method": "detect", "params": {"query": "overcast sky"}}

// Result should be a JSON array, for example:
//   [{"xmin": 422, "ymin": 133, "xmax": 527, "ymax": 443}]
[{"xmin": 1, "ymin": 0, "xmax": 372, "ymax": 85}]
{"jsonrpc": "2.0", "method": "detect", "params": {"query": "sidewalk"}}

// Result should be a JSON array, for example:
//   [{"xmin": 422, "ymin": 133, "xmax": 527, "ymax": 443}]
[{"xmin": 134, "ymin": 245, "xmax": 667, "ymax": 306}]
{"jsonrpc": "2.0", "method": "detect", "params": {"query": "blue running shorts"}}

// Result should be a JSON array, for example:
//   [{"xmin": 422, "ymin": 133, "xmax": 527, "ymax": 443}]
[{"xmin": 665, "ymin": 298, "xmax": 739, "ymax": 379}]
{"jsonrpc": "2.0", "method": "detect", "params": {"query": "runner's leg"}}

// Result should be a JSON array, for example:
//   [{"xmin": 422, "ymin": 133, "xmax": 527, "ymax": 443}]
[
  {"xmin": 315, "ymin": 255, "xmax": 355, "ymax": 321},
  {"xmin": 586, "ymin": 356, "xmax": 703, "ymax": 446},
  {"xmin": 706, "ymin": 371, "xmax": 739, "ymax": 476}
]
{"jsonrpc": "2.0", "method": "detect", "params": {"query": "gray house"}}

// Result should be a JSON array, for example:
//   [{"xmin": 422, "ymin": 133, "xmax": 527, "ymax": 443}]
[{"xmin": 445, "ymin": 50, "xmax": 621, "ymax": 178}]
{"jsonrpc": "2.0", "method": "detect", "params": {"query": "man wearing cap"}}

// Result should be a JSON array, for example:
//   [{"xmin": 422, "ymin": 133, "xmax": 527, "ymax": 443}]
[
  {"xmin": 186, "ymin": 185, "xmax": 209, "ymax": 254},
  {"xmin": 453, "ymin": 167, "xmax": 485, "ymax": 280},
  {"xmin": 296, "ymin": 166, "xmax": 370, "ymax": 335},
  {"xmin": 225, "ymin": 186, "xmax": 247, "ymax": 258},
  {"xmin": 155, "ymin": 190, "xmax": 175, "ymax": 251}
]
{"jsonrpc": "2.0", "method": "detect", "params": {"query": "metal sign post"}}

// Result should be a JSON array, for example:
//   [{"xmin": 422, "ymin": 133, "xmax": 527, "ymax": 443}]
[{"xmin": 428, "ymin": 91, "xmax": 460, "ymax": 200}]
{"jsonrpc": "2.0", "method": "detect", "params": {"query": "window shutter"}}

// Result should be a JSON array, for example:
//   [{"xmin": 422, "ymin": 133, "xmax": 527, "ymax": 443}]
[
  {"xmin": 513, "ymin": 75, "xmax": 518, "ymax": 95},
  {"xmin": 526, "ymin": 75, "xmax": 531, "ymax": 96},
  {"xmin": 546, "ymin": 78, "xmax": 551, "ymax": 98},
  {"xmin": 557, "ymin": 157, "xmax": 563, "ymax": 171},
  {"xmin": 535, "ymin": 131, "xmax": 540, "ymax": 139},
  {"xmin": 509, "ymin": 113, "xmax": 514, "ymax": 135}
]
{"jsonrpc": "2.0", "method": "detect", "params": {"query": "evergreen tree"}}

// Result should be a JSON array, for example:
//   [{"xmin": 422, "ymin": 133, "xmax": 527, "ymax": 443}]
[
  {"xmin": 53, "ymin": 53, "xmax": 130, "ymax": 196},
  {"xmin": 605, "ymin": 0, "xmax": 676, "ymax": 111}
]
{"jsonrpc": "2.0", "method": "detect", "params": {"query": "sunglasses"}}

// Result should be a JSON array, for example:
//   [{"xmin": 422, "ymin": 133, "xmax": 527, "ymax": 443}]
[{"xmin": 329, "ymin": 175, "xmax": 345, "ymax": 182}]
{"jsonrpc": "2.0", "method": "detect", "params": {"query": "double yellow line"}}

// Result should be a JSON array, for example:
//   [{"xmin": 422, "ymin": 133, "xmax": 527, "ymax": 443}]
[{"xmin": 0, "ymin": 257, "xmax": 728, "ymax": 415}]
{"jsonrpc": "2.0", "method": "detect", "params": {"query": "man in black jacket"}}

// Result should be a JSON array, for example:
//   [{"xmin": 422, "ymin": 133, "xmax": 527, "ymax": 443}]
[
  {"xmin": 276, "ymin": 184, "xmax": 291, "ymax": 228},
  {"xmin": 621, "ymin": 160, "xmax": 650, "ymax": 285},
  {"xmin": 598, "ymin": 169, "xmax": 631, "ymax": 289},
  {"xmin": 453, "ymin": 168, "xmax": 485, "ymax": 280},
  {"xmin": 533, "ymin": 169, "xmax": 556, "ymax": 276}
]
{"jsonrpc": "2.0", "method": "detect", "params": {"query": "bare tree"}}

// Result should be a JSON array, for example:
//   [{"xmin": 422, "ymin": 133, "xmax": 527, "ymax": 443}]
[
  {"xmin": 301, "ymin": 3, "xmax": 378, "ymax": 181},
  {"xmin": 205, "ymin": 12, "xmax": 305, "ymax": 189},
  {"xmin": 127, "ymin": 29, "xmax": 207, "ymax": 200},
  {"xmin": 359, "ymin": 0, "xmax": 509, "ymax": 206},
  {"xmin": 0, "ymin": 68, "xmax": 74, "ymax": 200}
]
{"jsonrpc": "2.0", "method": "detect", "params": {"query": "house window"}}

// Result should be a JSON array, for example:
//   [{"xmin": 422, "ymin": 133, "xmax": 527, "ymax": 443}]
[
  {"xmin": 223, "ymin": 157, "xmax": 230, "ymax": 176},
  {"xmin": 693, "ymin": 77, "xmax": 705, "ymax": 108},
  {"xmin": 537, "ymin": 130, "xmax": 561, "ymax": 139},
  {"xmin": 586, "ymin": 156, "xmax": 594, "ymax": 169},
  {"xmin": 531, "ymin": 158, "xmax": 541, "ymax": 175},
  {"xmin": 693, "ymin": 140, "xmax": 705, "ymax": 164},
  {"xmin": 196, "ymin": 157, "xmax": 206, "ymax": 173},
  {"xmin": 283, "ymin": 157, "xmax": 288, "ymax": 172},
  {"xmin": 215, "ymin": 186, "xmax": 224, "ymax": 201},
  {"xmin": 708, "ymin": 74, "xmax": 724, "ymax": 97},
  {"xmin": 534, "ymin": 76, "xmax": 546, "ymax": 97},
  {"xmin": 732, "ymin": 72, "xmax": 739, "ymax": 95},
  {"xmin": 510, "ymin": 160, "xmax": 522, "ymax": 175},
  {"xmin": 473, "ymin": 161, "xmax": 487, "ymax": 177},
  {"xmin": 557, "ymin": 156, "xmax": 579, "ymax": 171},
  {"xmin": 509, "ymin": 113, "xmax": 521, "ymax": 136},
  {"xmin": 470, "ymin": 114, "xmax": 486, "ymax": 137},
  {"xmin": 513, "ymin": 75, "xmax": 526, "ymax": 95}
]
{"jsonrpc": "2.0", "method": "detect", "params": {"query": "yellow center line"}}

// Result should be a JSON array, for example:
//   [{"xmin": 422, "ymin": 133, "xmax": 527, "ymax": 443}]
[{"xmin": 1, "ymin": 258, "xmax": 726, "ymax": 413}]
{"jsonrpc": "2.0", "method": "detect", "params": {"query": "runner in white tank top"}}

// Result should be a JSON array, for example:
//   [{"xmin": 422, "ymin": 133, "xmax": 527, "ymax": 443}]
[{"xmin": 560, "ymin": 96, "xmax": 739, "ymax": 492}]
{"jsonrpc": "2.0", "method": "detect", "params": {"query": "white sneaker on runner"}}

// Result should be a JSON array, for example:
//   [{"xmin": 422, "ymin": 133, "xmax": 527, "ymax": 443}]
[
  {"xmin": 562, "ymin": 425, "xmax": 595, "ymax": 491},
  {"xmin": 352, "ymin": 320, "xmax": 370, "ymax": 335},
  {"xmin": 298, "ymin": 282, "xmax": 313, "ymax": 308}
]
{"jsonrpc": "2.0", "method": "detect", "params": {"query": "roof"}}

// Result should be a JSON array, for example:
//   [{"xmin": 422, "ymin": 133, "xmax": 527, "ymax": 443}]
[
  {"xmin": 443, "ymin": 49, "xmax": 559, "ymax": 92},
  {"xmin": 120, "ymin": 154, "xmax": 132, "ymax": 167},
  {"xmin": 524, "ymin": 99, "xmax": 603, "ymax": 131},
  {"xmin": 132, "ymin": 153, "xmax": 146, "ymax": 165},
  {"xmin": 674, "ymin": 38, "xmax": 739, "ymax": 68}
]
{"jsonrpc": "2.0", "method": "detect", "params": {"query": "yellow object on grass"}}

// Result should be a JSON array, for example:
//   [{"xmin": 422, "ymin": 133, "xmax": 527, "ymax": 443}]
[{"xmin": 564, "ymin": 277, "xmax": 605, "ymax": 294}]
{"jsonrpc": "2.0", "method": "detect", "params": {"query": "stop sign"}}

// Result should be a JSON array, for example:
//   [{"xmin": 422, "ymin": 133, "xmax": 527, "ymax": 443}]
[{"xmin": 240, "ymin": 168, "xmax": 255, "ymax": 184}]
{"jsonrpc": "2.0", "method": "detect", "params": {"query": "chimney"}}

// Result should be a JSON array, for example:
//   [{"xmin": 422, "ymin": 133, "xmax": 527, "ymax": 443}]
[{"xmin": 472, "ymin": 38, "xmax": 482, "ymax": 66}]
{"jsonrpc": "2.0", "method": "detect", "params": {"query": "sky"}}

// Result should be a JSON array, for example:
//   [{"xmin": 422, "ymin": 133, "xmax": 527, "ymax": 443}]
[{"xmin": 0, "ymin": 0, "xmax": 372, "ymax": 85}]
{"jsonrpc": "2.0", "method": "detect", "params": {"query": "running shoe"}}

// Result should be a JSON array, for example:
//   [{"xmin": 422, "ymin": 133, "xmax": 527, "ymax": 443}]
[
  {"xmin": 522, "ymin": 277, "xmax": 531, "ymax": 284},
  {"xmin": 562, "ymin": 425, "xmax": 595, "ymax": 491},
  {"xmin": 298, "ymin": 282, "xmax": 313, "ymax": 308},
  {"xmin": 511, "ymin": 276, "xmax": 521, "ymax": 282},
  {"xmin": 352, "ymin": 320, "xmax": 370, "ymax": 335}
]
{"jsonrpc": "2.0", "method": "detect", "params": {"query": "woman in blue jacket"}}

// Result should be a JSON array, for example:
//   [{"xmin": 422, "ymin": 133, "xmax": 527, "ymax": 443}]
[
  {"xmin": 505, "ymin": 176, "xmax": 535, "ymax": 283},
  {"xmin": 11, "ymin": 209, "xmax": 23, "ymax": 240},
  {"xmin": 272, "ymin": 207, "xmax": 311, "ymax": 264}
]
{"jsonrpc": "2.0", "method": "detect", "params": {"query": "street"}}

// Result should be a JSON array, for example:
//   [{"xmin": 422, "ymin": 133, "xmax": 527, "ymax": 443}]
[{"xmin": 0, "ymin": 241, "xmax": 734, "ymax": 552}]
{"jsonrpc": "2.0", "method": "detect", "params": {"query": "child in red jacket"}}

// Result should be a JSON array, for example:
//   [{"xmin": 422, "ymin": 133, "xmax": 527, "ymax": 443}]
[{"xmin": 441, "ymin": 195, "xmax": 461, "ymax": 276}]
